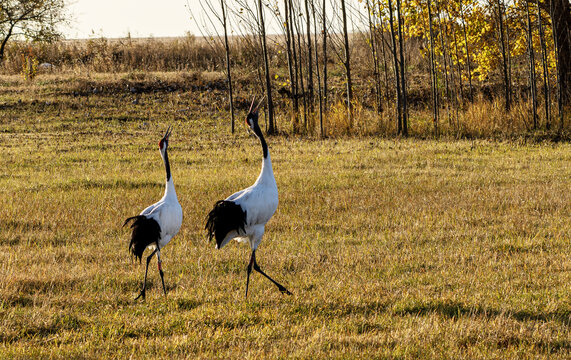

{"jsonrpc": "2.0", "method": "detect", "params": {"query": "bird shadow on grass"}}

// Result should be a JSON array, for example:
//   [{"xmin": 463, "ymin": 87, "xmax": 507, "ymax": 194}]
[
  {"xmin": 175, "ymin": 297, "xmax": 202, "ymax": 311},
  {"xmin": 292, "ymin": 299, "xmax": 392, "ymax": 318},
  {"xmin": 0, "ymin": 313, "xmax": 87, "ymax": 343},
  {"xmin": 394, "ymin": 300, "xmax": 571, "ymax": 326},
  {"xmin": 56, "ymin": 179, "xmax": 162, "ymax": 191},
  {"xmin": 394, "ymin": 300, "xmax": 571, "ymax": 353}
]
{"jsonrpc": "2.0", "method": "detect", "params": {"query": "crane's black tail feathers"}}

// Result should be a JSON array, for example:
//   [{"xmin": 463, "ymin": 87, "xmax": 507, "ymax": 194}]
[
  {"xmin": 205, "ymin": 200, "xmax": 247, "ymax": 249},
  {"xmin": 124, "ymin": 215, "xmax": 161, "ymax": 262}
]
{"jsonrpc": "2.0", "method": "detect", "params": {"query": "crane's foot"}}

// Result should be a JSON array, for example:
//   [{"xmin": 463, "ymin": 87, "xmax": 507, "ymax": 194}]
[
  {"xmin": 134, "ymin": 288, "xmax": 146, "ymax": 301},
  {"xmin": 278, "ymin": 285, "xmax": 292, "ymax": 296}
]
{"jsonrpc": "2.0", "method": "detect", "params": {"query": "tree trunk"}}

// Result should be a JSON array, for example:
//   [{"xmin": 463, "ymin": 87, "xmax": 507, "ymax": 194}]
[
  {"xmin": 451, "ymin": 9, "xmax": 464, "ymax": 106},
  {"xmin": 285, "ymin": 0, "xmax": 298, "ymax": 128},
  {"xmin": 366, "ymin": 0, "xmax": 383, "ymax": 114},
  {"xmin": 340, "ymin": 0, "xmax": 353, "ymax": 128},
  {"xmin": 304, "ymin": 0, "xmax": 314, "ymax": 114},
  {"xmin": 524, "ymin": 0, "xmax": 538, "ymax": 129},
  {"xmin": 220, "ymin": 0, "xmax": 235, "ymax": 134},
  {"xmin": 427, "ymin": 0, "xmax": 439, "ymax": 135},
  {"xmin": 294, "ymin": 7, "xmax": 307, "ymax": 131},
  {"xmin": 258, "ymin": 0, "xmax": 275, "ymax": 134},
  {"xmin": 396, "ymin": 0, "xmax": 408, "ymax": 135},
  {"xmin": 0, "ymin": 24, "xmax": 15, "ymax": 64},
  {"xmin": 288, "ymin": 0, "xmax": 300, "ymax": 130},
  {"xmin": 436, "ymin": 1, "xmax": 451, "ymax": 129},
  {"xmin": 388, "ymin": 0, "xmax": 402, "ymax": 134},
  {"xmin": 550, "ymin": 0, "xmax": 571, "ymax": 107},
  {"xmin": 536, "ymin": 0, "xmax": 551, "ymax": 129},
  {"xmin": 450, "ymin": 4, "xmax": 464, "ymax": 130},
  {"xmin": 496, "ymin": 0, "xmax": 511, "ymax": 112},
  {"xmin": 548, "ymin": 0, "xmax": 569, "ymax": 132},
  {"xmin": 311, "ymin": 0, "xmax": 324, "ymax": 137},
  {"xmin": 460, "ymin": 0, "xmax": 474, "ymax": 101},
  {"xmin": 322, "ymin": 0, "xmax": 328, "ymax": 110},
  {"xmin": 377, "ymin": 1, "xmax": 391, "ymax": 114}
]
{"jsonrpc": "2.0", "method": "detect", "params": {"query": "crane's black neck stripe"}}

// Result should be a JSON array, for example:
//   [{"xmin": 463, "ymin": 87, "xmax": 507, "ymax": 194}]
[
  {"xmin": 164, "ymin": 147, "xmax": 171, "ymax": 181},
  {"xmin": 253, "ymin": 123, "xmax": 268, "ymax": 159}
]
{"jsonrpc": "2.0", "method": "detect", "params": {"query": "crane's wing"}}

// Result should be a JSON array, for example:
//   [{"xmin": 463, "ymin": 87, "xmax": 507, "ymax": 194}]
[
  {"xmin": 226, "ymin": 187, "xmax": 250, "ymax": 202},
  {"xmin": 140, "ymin": 201, "xmax": 161, "ymax": 216}
]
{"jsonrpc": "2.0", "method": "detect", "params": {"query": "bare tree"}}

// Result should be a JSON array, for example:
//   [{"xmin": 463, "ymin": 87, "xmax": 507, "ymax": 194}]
[
  {"xmin": 536, "ymin": 0, "xmax": 551, "ymax": 129},
  {"xmin": 365, "ymin": 0, "xmax": 383, "ymax": 113},
  {"xmin": 293, "ymin": 1, "xmax": 307, "ymax": 131},
  {"xmin": 311, "ymin": 0, "xmax": 324, "ymax": 136},
  {"xmin": 257, "ymin": 0, "xmax": 275, "ymax": 133},
  {"xmin": 435, "ymin": 1, "xmax": 451, "ymax": 128},
  {"xmin": 396, "ymin": 0, "xmax": 408, "ymax": 135},
  {"xmin": 220, "ymin": 0, "xmax": 236, "ymax": 133},
  {"xmin": 322, "ymin": 0, "xmax": 328, "ymax": 110},
  {"xmin": 449, "ymin": 3, "xmax": 464, "ymax": 129},
  {"xmin": 281, "ymin": 0, "xmax": 298, "ymax": 128},
  {"xmin": 304, "ymin": 0, "xmax": 314, "ymax": 113},
  {"xmin": 546, "ymin": 0, "xmax": 570, "ymax": 110},
  {"xmin": 377, "ymin": 1, "xmax": 391, "ymax": 113},
  {"xmin": 495, "ymin": 0, "xmax": 511, "ymax": 112},
  {"xmin": 340, "ymin": 0, "xmax": 354, "ymax": 127},
  {"xmin": 427, "ymin": 0, "xmax": 439, "ymax": 135},
  {"xmin": 189, "ymin": 0, "xmax": 237, "ymax": 133},
  {"xmin": 0, "ymin": 0, "xmax": 68, "ymax": 63},
  {"xmin": 548, "ymin": 0, "xmax": 568, "ymax": 133},
  {"xmin": 460, "ymin": 0, "xmax": 474, "ymax": 101},
  {"xmin": 387, "ymin": 0, "xmax": 402, "ymax": 134},
  {"xmin": 524, "ymin": 0, "xmax": 538, "ymax": 129}
]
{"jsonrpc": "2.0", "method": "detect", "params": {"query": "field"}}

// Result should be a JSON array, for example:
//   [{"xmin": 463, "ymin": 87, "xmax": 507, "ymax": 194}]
[{"xmin": 0, "ymin": 73, "xmax": 570, "ymax": 359}]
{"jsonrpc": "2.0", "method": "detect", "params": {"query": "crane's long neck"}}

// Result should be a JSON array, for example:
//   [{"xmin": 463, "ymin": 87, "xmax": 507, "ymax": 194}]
[
  {"xmin": 164, "ymin": 148, "xmax": 171, "ymax": 181},
  {"xmin": 253, "ymin": 123, "xmax": 275, "ymax": 185},
  {"xmin": 162, "ymin": 148, "xmax": 177, "ymax": 199},
  {"xmin": 254, "ymin": 123, "xmax": 268, "ymax": 159}
]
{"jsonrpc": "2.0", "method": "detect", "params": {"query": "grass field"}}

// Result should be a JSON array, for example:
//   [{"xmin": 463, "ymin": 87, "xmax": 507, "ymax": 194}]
[{"xmin": 0, "ymin": 74, "xmax": 570, "ymax": 359}]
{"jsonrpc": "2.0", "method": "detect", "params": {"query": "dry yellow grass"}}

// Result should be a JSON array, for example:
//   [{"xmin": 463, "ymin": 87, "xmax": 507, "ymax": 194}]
[{"xmin": 0, "ymin": 74, "xmax": 569, "ymax": 359}]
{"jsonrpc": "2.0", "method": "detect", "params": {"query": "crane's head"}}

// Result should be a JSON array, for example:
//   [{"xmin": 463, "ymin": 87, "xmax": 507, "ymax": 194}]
[
  {"xmin": 245, "ymin": 96, "xmax": 265, "ymax": 132},
  {"xmin": 158, "ymin": 126, "xmax": 172, "ymax": 154}
]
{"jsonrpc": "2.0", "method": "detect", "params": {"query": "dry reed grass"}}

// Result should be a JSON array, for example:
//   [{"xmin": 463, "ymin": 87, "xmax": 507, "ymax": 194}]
[{"xmin": 1, "ymin": 36, "xmax": 569, "ymax": 139}]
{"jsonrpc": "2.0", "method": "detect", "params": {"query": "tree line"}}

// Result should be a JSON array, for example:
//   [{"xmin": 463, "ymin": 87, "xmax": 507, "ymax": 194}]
[
  {"xmin": 193, "ymin": 0, "xmax": 569, "ymax": 136},
  {"xmin": 2, "ymin": 0, "xmax": 570, "ymax": 137}
]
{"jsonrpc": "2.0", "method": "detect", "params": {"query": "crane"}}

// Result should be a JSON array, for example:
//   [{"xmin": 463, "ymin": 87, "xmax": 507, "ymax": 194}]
[
  {"xmin": 206, "ymin": 98, "xmax": 291, "ymax": 298},
  {"xmin": 124, "ymin": 126, "xmax": 183, "ymax": 300}
]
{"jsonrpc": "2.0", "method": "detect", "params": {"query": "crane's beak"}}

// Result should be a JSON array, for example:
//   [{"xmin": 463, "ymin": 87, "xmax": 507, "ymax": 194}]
[
  {"xmin": 163, "ymin": 125, "xmax": 172, "ymax": 141},
  {"xmin": 247, "ymin": 96, "xmax": 257, "ymax": 117},
  {"xmin": 252, "ymin": 95, "xmax": 266, "ymax": 114}
]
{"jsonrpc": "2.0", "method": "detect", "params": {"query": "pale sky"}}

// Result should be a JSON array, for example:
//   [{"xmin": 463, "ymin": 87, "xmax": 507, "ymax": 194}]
[
  {"xmin": 63, "ymin": 0, "xmax": 361, "ymax": 39},
  {"xmin": 64, "ymin": 0, "xmax": 200, "ymax": 39}
]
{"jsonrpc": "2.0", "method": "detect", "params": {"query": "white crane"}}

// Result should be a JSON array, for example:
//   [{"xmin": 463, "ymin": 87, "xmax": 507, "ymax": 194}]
[
  {"xmin": 206, "ymin": 98, "xmax": 291, "ymax": 298},
  {"xmin": 124, "ymin": 126, "xmax": 183, "ymax": 300}
]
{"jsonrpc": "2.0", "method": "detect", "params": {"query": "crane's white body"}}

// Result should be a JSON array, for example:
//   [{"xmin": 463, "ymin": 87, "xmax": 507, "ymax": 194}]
[
  {"xmin": 218, "ymin": 154, "xmax": 277, "ymax": 251},
  {"xmin": 140, "ymin": 177, "xmax": 183, "ymax": 250}
]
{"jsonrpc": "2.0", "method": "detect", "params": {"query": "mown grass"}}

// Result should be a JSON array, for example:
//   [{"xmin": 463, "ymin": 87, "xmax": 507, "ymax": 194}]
[{"xmin": 0, "ymin": 74, "xmax": 569, "ymax": 359}]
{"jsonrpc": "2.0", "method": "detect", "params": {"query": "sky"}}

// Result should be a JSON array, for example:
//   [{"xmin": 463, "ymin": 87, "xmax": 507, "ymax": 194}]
[
  {"xmin": 64, "ymin": 0, "xmax": 200, "ymax": 39},
  {"xmin": 63, "ymin": 0, "xmax": 363, "ymax": 40}
]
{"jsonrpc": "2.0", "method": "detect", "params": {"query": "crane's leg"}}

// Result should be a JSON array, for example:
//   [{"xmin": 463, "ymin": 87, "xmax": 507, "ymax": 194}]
[
  {"xmin": 135, "ymin": 248, "xmax": 157, "ymax": 300},
  {"xmin": 245, "ymin": 251, "xmax": 255, "ymax": 298},
  {"xmin": 252, "ymin": 251, "xmax": 292, "ymax": 295},
  {"xmin": 156, "ymin": 246, "xmax": 167, "ymax": 296}
]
